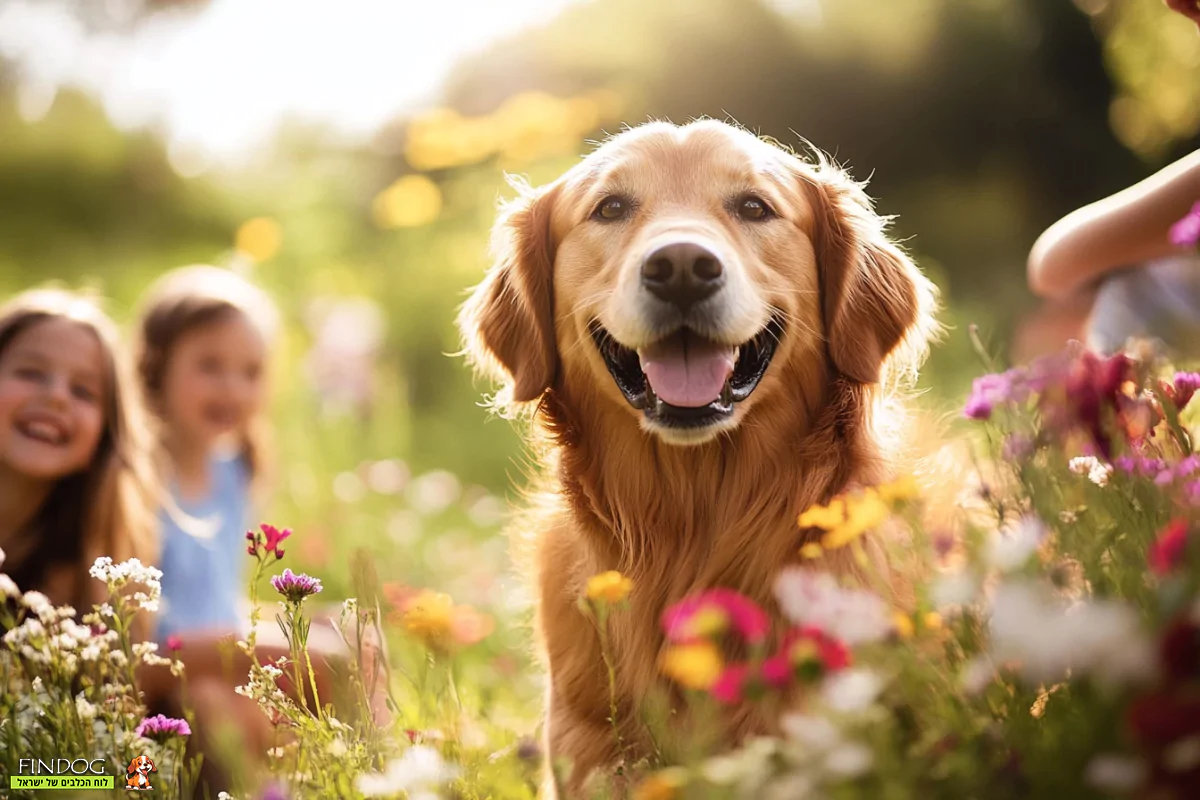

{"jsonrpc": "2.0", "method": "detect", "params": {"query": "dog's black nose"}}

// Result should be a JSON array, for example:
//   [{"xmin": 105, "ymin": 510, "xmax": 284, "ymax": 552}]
[{"xmin": 640, "ymin": 241, "xmax": 725, "ymax": 313}]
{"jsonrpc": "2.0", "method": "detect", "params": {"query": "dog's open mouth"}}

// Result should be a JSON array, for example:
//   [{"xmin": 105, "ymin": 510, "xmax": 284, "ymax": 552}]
[{"xmin": 590, "ymin": 316, "xmax": 784, "ymax": 428}]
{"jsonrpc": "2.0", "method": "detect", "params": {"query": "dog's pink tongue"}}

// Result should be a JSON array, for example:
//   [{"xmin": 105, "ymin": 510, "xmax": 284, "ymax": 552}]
[{"xmin": 638, "ymin": 336, "xmax": 736, "ymax": 408}]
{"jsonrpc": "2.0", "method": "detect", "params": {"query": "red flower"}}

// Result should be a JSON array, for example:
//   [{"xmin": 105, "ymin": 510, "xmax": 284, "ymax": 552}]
[
  {"xmin": 261, "ymin": 524, "xmax": 291, "ymax": 559},
  {"xmin": 1149, "ymin": 519, "xmax": 1191, "ymax": 576},
  {"xmin": 761, "ymin": 626, "xmax": 852, "ymax": 688},
  {"xmin": 166, "ymin": 635, "xmax": 183, "ymax": 653}
]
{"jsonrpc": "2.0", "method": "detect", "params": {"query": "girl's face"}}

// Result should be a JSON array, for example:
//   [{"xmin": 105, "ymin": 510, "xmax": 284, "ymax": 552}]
[
  {"xmin": 0, "ymin": 318, "xmax": 107, "ymax": 481},
  {"xmin": 161, "ymin": 312, "xmax": 266, "ymax": 448}
]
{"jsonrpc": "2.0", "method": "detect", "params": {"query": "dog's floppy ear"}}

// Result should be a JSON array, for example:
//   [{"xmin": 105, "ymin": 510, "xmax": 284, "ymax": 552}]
[
  {"xmin": 458, "ymin": 177, "xmax": 562, "ymax": 405},
  {"xmin": 148, "ymin": 759, "xmax": 157, "ymax": 773},
  {"xmin": 805, "ymin": 160, "xmax": 937, "ymax": 385},
  {"xmin": 126, "ymin": 759, "xmax": 138, "ymax": 774}
]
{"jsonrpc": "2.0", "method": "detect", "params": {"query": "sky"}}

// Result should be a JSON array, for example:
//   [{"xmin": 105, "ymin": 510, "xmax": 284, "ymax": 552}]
[{"xmin": 0, "ymin": 0, "xmax": 584, "ymax": 169}]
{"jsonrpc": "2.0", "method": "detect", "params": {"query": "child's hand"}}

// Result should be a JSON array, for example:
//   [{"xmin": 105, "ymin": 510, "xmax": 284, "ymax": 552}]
[{"xmin": 1167, "ymin": 0, "xmax": 1200, "ymax": 28}]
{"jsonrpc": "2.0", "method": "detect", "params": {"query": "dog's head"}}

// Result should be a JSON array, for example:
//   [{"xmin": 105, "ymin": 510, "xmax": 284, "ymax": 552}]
[
  {"xmin": 460, "ymin": 120, "xmax": 938, "ymax": 445},
  {"xmin": 127, "ymin": 755, "xmax": 156, "ymax": 776}
]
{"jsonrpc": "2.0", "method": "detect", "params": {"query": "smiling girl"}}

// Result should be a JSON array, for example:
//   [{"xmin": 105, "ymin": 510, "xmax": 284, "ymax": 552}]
[
  {"xmin": 132, "ymin": 265, "xmax": 279, "ymax": 641},
  {"xmin": 0, "ymin": 288, "xmax": 157, "ymax": 611}
]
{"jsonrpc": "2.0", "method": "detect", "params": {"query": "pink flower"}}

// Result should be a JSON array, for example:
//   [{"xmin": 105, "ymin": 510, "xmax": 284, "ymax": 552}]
[
  {"xmin": 246, "ymin": 523, "xmax": 291, "ymax": 560},
  {"xmin": 166, "ymin": 635, "xmax": 183, "ymax": 652},
  {"xmin": 1150, "ymin": 519, "xmax": 1191, "ymax": 576},
  {"xmin": 661, "ymin": 589, "xmax": 770, "ymax": 646},
  {"xmin": 1169, "ymin": 201, "xmax": 1200, "ymax": 248},
  {"xmin": 711, "ymin": 664, "xmax": 754, "ymax": 704},
  {"xmin": 1171, "ymin": 372, "xmax": 1200, "ymax": 410},
  {"xmin": 135, "ymin": 714, "xmax": 191, "ymax": 740}
]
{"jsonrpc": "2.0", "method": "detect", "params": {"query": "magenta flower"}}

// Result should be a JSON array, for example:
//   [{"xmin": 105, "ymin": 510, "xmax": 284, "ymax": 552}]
[
  {"xmin": 1172, "ymin": 372, "xmax": 1200, "ymax": 410},
  {"xmin": 662, "ymin": 589, "xmax": 770, "ymax": 646},
  {"xmin": 711, "ymin": 664, "xmax": 754, "ymax": 704},
  {"xmin": 1169, "ymin": 201, "xmax": 1200, "ymax": 248},
  {"xmin": 271, "ymin": 568, "xmax": 323, "ymax": 603},
  {"xmin": 165, "ymin": 635, "xmax": 183, "ymax": 652},
  {"xmin": 246, "ymin": 523, "xmax": 291, "ymax": 560},
  {"xmin": 135, "ymin": 714, "xmax": 191, "ymax": 740}
]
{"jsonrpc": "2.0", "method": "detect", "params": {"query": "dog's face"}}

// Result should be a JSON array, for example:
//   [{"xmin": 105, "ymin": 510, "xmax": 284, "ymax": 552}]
[
  {"xmin": 128, "ymin": 755, "xmax": 156, "ymax": 775},
  {"xmin": 461, "ymin": 120, "xmax": 934, "ymax": 445}
]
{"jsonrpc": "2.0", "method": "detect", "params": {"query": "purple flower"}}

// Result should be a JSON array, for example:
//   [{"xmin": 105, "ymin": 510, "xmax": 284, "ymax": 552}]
[
  {"xmin": 135, "ymin": 714, "xmax": 191, "ymax": 740},
  {"xmin": 964, "ymin": 372, "xmax": 1015, "ymax": 420},
  {"xmin": 1169, "ymin": 201, "xmax": 1200, "ymax": 248},
  {"xmin": 259, "ymin": 783, "xmax": 289, "ymax": 800},
  {"xmin": 271, "ymin": 568, "xmax": 323, "ymax": 603},
  {"xmin": 1002, "ymin": 433, "xmax": 1035, "ymax": 461},
  {"xmin": 1173, "ymin": 372, "xmax": 1200, "ymax": 410}
]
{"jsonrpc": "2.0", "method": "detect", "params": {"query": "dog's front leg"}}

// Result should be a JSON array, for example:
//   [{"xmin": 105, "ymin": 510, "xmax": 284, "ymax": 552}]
[{"xmin": 541, "ymin": 681, "xmax": 624, "ymax": 799}]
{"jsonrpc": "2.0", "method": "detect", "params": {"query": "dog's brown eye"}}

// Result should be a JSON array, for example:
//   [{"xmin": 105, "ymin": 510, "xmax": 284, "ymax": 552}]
[
  {"xmin": 737, "ymin": 196, "xmax": 770, "ymax": 221},
  {"xmin": 594, "ymin": 197, "xmax": 629, "ymax": 222}
]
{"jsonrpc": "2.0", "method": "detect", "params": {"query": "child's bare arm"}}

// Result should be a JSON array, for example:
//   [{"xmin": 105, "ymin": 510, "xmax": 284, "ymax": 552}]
[{"xmin": 1028, "ymin": 150, "xmax": 1200, "ymax": 300}]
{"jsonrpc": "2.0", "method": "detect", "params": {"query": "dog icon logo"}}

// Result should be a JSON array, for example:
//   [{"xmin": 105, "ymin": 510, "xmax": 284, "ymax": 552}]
[{"xmin": 124, "ymin": 754, "xmax": 156, "ymax": 791}]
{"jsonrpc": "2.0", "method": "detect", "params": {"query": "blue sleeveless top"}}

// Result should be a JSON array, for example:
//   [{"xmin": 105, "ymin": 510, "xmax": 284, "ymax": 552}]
[
  {"xmin": 155, "ymin": 455, "xmax": 251, "ymax": 641},
  {"xmin": 1087, "ymin": 254, "xmax": 1200, "ymax": 360}
]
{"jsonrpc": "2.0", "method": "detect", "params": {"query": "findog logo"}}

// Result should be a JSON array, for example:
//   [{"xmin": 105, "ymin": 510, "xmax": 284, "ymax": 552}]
[{"xmin": 124, "ymin": 754, "xmax": 157, "ymax": 791}]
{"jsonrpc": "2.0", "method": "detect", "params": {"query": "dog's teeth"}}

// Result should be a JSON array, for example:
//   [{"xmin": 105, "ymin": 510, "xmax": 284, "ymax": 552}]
[
  {"xmin": 721, "ymin": 380, "xmax": 733, "ymax": 406},
  {"xmin": 645, "ymin": 382, "xmax": 657, "ymax": 407},
  {"xmin": 655, "ymin": 397, "xmax": 666, "ymax": 416}
]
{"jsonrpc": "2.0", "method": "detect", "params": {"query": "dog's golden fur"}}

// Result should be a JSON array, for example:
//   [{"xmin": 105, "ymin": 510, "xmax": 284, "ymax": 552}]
[{"xmin": 458, "ymin": 120, "xmax": 939, "ymax": 794}]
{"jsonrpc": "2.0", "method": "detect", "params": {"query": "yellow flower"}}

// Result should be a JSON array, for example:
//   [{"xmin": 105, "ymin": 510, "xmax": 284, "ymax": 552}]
[
  {"xmin": 660, "ymin": 642, "xmax": 723, "ymax": 690},
  {"xmin": 402, "ymin": 590, "xmax": 455, "ymax": 650},
  {"xmin": 799, "ymin": 542, "xmax": 824, "ymax": 560},
  {"xmin": 820, "ymin": 490, "xmax": 890, "ymax": 549},
  {"xmin": 235, "ymin": 217, "xmax": 282, "ymax": 262},
  {"xmin": 924, "ymin": 612, "xmax": 943, "ymax": 631},
  {"xmin": 634, "ymin": 768, "xmax": 689, "ymax": 800},
  {"xmin": 373, "ymin": 175, "xmax": 443, "ymax": 229},
  {"xmin": 799, "ymin": 496, "xmax": 848, "ymax": 529},
  {"xmin": 892, "ymin": 611, "xmax": 915, "ymax": 639},
  {"xmin": 877, "ymin": 475, "xmax": 919, "ymax": 503},
  {"xmin": 585, "ymin": 571, "xmax": 632, "ymax": 604}
]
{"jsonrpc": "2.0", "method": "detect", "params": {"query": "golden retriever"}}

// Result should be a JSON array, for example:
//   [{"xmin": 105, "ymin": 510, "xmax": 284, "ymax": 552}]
[{"xmin": 458, "ymin": 119, "xmax": 938, "ymax": 795}]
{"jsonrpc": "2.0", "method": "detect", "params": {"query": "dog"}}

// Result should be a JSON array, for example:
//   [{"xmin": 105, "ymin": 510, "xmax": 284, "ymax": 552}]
[
  {"xmin": 458, "ymin": 119, "xmax": 939, "ymax": 794},
  {"xmin": 124, "ymin": 755, "xmax": 156, "ymax": 790}
]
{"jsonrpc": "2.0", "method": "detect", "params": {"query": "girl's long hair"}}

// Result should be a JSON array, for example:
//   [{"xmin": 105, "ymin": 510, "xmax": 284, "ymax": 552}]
[{"xmin": 0, "ymin": 288, "xmax": 160, "ymax": 611}]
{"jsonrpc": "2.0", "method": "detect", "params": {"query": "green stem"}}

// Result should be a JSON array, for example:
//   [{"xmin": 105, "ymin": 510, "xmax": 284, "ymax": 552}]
[{"xmin": 593, "ymin": 606, "xmax": 625, "ymax": 762}]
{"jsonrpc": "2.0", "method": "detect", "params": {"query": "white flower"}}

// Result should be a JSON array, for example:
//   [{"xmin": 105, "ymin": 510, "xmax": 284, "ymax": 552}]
[
  {"xmin": 108, "ymin": 650, "xmax": 128, "ymax": 667},
  {"xmin": 327, "ymin": 737, "xmax": 348, "ymax": 757},
  {"xmin": 986, "ymin": 516, "xmax": 1046, "ymax": 572},
  {"xmin": 763, "ymin": 773, "xmax": 816, "ymax": 800},
  {"xmin": 75, "ymin": 695, "xmax": 97, "ymax": 722},
  {"xmin": 80, "ymin": 643, "xmax": 102, "ymax": 662},
  {"xmin": 780, "ymin": 714, "xmax": 840, "ymax": 751},
  {"xmin": 961, "ymin": 657, "xmax": 995, "ymax": 695},
  {"xmin": 930, "ymin": 571, "xmax": 979, "ymax": 612},
  {"xmin": 1084, "ymin": 754, "xmax": 1146, "ymax": 792},
  {"xmin": 133, "ymin": 642, "xmax": 159, "ymax": 658},
  {"xmin": 98, "ymin": 603, "xmax": 115, "ymax": 619},
  {"xmin": 1069, "ymin": 456, "xmax": 1112, "ymax": 487},
  {"xmin": 31, "ymin": 676, "xmax": 44, "ymax": 694},
  {"xmin": 0, "ymin": 574, "xmax": 18, "ymax": 598},
  {"xmin": 821, "ymin": 669, "xmax": 884, "ymax": 714},
  {"xmin": 356, "ymin": 745, "xmax": 459, "ymax": 798},
  {"xmin": 1164, "ymin": 736, "xmax": 1200, "ymax": 774},
  {"xmin": 989, "ymin": 581, "xmax": 1155, "ymax": 685},
  {"xmin": 21, "ymin": 591, "xmax": 54, "ymax": 621},
  {"xmin": 775, "ymin": 568, "xmax": 892, "ymax": 645},
  {"xmin": 824, "ymin": 741, "xmax": 874, "ymax": 778},
  {"xmin": 217, "ymin": 793, "xmax": 237, "ymax": 800}
]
